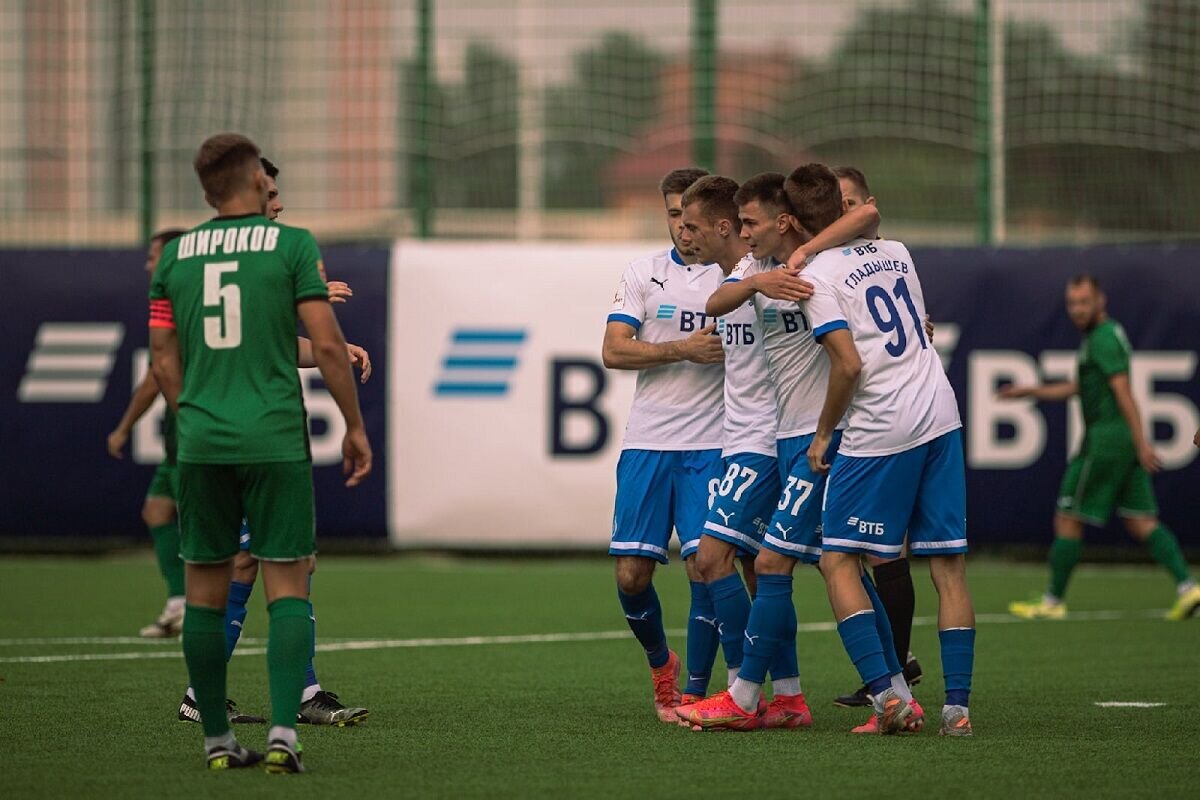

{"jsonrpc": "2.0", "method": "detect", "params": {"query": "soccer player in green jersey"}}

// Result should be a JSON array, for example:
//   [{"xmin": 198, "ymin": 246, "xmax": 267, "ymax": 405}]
[
  {"xmin": 1002, "ymin": 274, "xmax": 1199, "ymax": 621},
  {"xmin": 108, "ymin": 229, "xmax": 189, "ymax": 638},
  {"xmin": 150, "ymin": 132, "xmax": 371, "ymax": 773}
]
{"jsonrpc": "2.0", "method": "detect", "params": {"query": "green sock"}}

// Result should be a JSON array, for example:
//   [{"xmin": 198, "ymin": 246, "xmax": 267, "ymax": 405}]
[
  {"xmin": 1146, "ymin": 526, "xmax": 1192, "ymax": 586},
  {"xmin": 268, "ymin": 597, "xmax": 314, "ymax": 730},
  {"xmin": 182, "ymin": 604, "xmax": 229, "ymax": 738},
  {"xmin": 1047, "ymin": 537, "xmax": 1083, "ymax": 600},
  {"xmin": 149, "ymin": 523, "xmax": 185, "ymax": 597}
]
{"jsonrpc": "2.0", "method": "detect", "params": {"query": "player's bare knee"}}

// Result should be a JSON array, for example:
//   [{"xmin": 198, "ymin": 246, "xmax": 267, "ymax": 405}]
[
  {"xmin": 1121, "ymin": 515, "xmax": 1158, "ymax": 541},
  {"xmin": 1053, "ymin": 513, "xmax": 1085, "ymax": 540},
  {"xmin": 615, "ymin": 556, "xmax": 655, "ymax": 595},
  {"xmin": 928, "ymin": 554, "xmax": 967, "ymax": 590},
  {"xmin": 260, "ymin": 559, "xmax": 312, "ymax": 604},
  {"xmin": 754, "ymin": 549, "xmax": 793, "ymax": 576},
  {"xmin": 141, "ymin": 498, "xmax": 175, "ymax": 528},
  {"xmin": 696, "ymin": 536, "xmax": 736, "ymax": 583},
  {"xmin": 232, "ymin": 550, "xmax": 258, "ymax": 583}
]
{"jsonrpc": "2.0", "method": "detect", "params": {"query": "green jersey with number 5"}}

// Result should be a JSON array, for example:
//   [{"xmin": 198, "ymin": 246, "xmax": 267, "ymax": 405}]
[{"xmin": 149, "ymin": 213, "xmax": 328, "ymax": 464}]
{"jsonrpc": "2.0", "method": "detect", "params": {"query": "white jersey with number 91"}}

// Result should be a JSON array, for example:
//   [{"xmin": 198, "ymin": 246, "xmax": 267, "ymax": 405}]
[{"xmin": 802, "ymin": 238, "xmax": 961, "ymax": 457}]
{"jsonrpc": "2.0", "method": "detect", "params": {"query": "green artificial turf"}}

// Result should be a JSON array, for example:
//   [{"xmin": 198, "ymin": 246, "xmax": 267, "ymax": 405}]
[{"xmin": 0, "ymin": 556, "xmax": 1195, "ymax": 798}]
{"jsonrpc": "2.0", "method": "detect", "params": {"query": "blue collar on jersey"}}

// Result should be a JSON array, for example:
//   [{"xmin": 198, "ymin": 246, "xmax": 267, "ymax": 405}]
[{"xmin": 669, "ymin": 247, "xmax": 686, "ymax": 265}]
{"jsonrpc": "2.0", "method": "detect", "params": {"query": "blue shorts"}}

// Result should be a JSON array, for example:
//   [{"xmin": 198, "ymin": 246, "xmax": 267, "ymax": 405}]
[
  {"xmin": 700, "ymin": 453, "xmax": 781, "ymax": 555},
  {"xmin": 761, "ymin": 431, "xmax": 840, "ymax": 564},
  {"xmin": 821, "ymin": 429, "xmax": 967, "ymax": 558},
  {"xmin": 610, "ymin": 448, "xmax": 724, "ymax": 563},
  {"xmin": 239, "ymin": 518, "xmax": 251, "ymax": 551}
]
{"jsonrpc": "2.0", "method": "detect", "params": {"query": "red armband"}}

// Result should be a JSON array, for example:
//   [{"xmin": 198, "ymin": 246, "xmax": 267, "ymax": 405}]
[{"xmin": 149, "ymin": 298, "xmax": 175, "ymax": 329}]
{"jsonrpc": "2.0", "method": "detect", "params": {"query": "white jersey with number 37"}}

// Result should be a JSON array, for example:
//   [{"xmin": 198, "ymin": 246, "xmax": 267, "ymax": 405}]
[{"xmin": 802, "ymin": 238, "xmax": 961, "ymax": 457}]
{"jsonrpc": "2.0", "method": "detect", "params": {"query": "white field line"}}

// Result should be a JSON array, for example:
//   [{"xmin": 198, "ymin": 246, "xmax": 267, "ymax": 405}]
[
  {"xmin": 1094, "ymin": 702, "xmax": 1168, "ymax": 708},
  {"xmin": 0, "ymin": 608, "xmax": 1166, "ymax": 665}
]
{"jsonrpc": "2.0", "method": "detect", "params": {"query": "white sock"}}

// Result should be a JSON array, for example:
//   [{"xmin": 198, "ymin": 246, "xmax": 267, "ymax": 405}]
[
  {"xmin": 269, "ymin": 725, "xmax": 297, "ymax": 748},
  {"xmin": 1042, "ymin": 593, "xmax": 1062, "ymax": 606},
  {"xmin": 166, "ymin": 595, "xmax": 185, "ymax": 610},
  {"xmin": 186, "ymin": 686, "xmax": 196, "ymax": 701},
  {"xmin": 301, "ymin": 683, "xmax": 321, "ymax": 704},
  {"xmin": 1178, "ymin": 579, "xmax": 1197, "ymax": 595},
  {"xmin": 729, "ymin": 678, "xmax": 761, "ymax": 713},
  {"xmin": 727, "ymin": 667, "xmax": 739, "ymax": 687},
  {"xmin": 891, "ymin": 673, "xmax": 913, "ymax": 703},
  {"xmin": 943, "ymin": 703, "xmax": 968, "ymax": 715},
  {"xmin": 204, "ymin": 730, "xmax": 237, "ymax": 754},
  {"xmin": 773, "ymin": 677, "xmax": 801, "ymax": 697}
]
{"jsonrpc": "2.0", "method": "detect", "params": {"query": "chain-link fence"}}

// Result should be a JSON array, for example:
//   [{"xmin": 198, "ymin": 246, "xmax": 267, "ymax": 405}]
[{"xmin": 1, "ymin": 0, "xmax": 1197, "ymax": 246}]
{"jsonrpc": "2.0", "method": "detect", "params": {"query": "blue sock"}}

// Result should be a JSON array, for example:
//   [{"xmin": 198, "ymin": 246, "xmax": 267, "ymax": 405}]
[
  {"xmin": 861, "ymin": 573, "xmax": 903, "ymax": 677},
  {"xmin": 836, "ymin": 611, "xmax": 891, "ymax": 695},
  {"xmin": 223, "ymin": 580, "xmax": 254, "ymax": 661},
  {"xmin": 740, "ymin": 574, "xmax": 797, "ymax": 684},
  {"xmin": 618, "ymin": 585, "xmax": 669, "ymax": 668},
  {"xmin": 684, "ymin": 581, "xmax": 719, "ymax": 696},
  {"xmin": 708, "ymin": 572, "xmax": 752, "ymax": 671},
  {"xmin": 940, "ymin": 628, "xmax": 975, "ymax": 707},
  {"xmin": 303, "ymin": 574, "xmax": 319, "ymax": 689}
]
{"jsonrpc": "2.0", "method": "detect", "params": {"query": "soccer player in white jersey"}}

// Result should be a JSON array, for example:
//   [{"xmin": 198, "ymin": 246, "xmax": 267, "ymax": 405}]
[
  {"xmin": 828, "ymin": 167, "xmax": 925, "ymax": 712},
  {"xmin": 667, "ymin": 175, "xmax": 804, "ymax": 730},
  {"xmin": 603, "ymin": 168, "xmax": 730, "ymax": 721},
  {"xmin": 791, "ymin": 164, "xmax": 976, "ymax": 736},
  {"xmin": 682, "ymin": 172, "xmax": 884, "ymax": 731}
]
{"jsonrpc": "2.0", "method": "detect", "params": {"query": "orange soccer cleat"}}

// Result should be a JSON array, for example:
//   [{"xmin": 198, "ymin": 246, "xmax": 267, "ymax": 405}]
[
  {"xmin": 651, "ymin": 650, "xmax": 682, "ymax": 723},
  {"xmin": 677, "ymin": 690, "xmax": 762, "ymax": 731},
  {"xmin": 761, "ymin": 693, "xmax": 813, "ymax": 729},
  {"xmin": 852, "ymin": 698, "xmax": 924, "ymax": 734}
]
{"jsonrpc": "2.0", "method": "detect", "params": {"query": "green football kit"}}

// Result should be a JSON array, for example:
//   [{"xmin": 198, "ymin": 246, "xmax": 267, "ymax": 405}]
[
  {"xmin": 150, "ymin": 214, "xmax": 328, "ymax": 563},
  {"xmin": 1055, "ymin": 318, "xmax": 1157, "ymax": 524}
]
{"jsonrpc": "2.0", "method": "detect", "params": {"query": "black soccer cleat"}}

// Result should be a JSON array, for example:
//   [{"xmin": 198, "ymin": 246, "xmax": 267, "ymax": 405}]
[
  {"xmin": 296, "ymin": 690, "xmax": 369, "ymax": 727},
  {"xmin": 264, "ymin": 739, "xmax": 305, "ymax": 774},
  {"xmin": 207, "ymin": 744, "xmax": 264, "ymax": 771},
  {"xmin": 833, "ymin": 654, "xmax": 924, "ymax": 707},
  {"xmin": 833, "ymin": 684, "xmax": 872, "ymax": 708},
  {"xmin": 179, "ymin": 693, "xmax": 267, "ymax": 724},
  {"xmin": 903, "ymin": 653, "xmax": 923, "ymax": 687}
]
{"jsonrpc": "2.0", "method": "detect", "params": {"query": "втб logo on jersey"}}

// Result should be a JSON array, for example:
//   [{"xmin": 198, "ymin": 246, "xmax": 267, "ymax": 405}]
[
  {"xmin": 847, "ymin": 516, "xmax": 885, "ymax": 536},
  {"xmin": 19, "ymin": 322, "xmax": 124, "ymax": 402},
  {"xmin": 433, "ymin": 328, "xmax": 526, "ymax": 398},
  {"xmin": 656, "ymin": 304, "xmax": 677, "ymax": 320}
]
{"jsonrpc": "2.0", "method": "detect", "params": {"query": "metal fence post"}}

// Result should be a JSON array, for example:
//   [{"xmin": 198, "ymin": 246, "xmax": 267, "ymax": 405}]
[
  {"xmin": 692, "ymin": 0, "xmax": 717, "ymax": 171},
  {"xmin": 412, "ymin": 0, "xmax": 435, "ymax": 239},
  {"xmin": 138, "ymin": 0, "xmax": 156, "ymax": 244}
]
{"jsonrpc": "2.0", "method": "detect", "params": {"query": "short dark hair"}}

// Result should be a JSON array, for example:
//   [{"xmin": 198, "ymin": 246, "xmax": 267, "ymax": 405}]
[
  {"xmin": 151, "ymin": 228, "xmax": 186, "ymax": 246},
  {"xmin": 681, "ymin": 175, "xmax": 741, "ymax": 230},
  {"xmin": 193, "ymin": 132, "xmax": 262, "ymax": 204},
  {"xmin": 834, "ymin": 166, "xmax": 870, "ymax": 199},
  {"xmin": 659, "ymin": 167, "xmax": 710, "ymax": 197},
  {"xmin": 785, "ymin": 163, "xmax": 843, "ymax": 235},
  {"xmin": 734, "ymin": 172, "xmax": 793, "ymax": 217},
  {"xmin": 1068, "ymin": 273, "xmax": 1102, "ymax": 291},
  {"xmin": 260, "ymin": 156, "xmax": 279, "ymax": 179}
]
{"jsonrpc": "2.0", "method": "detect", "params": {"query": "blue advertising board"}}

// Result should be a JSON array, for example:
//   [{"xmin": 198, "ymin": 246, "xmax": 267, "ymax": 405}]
[{"xmin": 0, "ymin": 245, "xmax": 389, "ymax": 542}]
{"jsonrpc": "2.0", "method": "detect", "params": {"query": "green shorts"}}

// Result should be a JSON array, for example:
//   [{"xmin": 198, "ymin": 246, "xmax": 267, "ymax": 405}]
[
  {"xmin": 176, "ymin": 460, "xmax": 315, "ymax": 564},
  {"xmin": 145, "ymin": 463, "xmax": 177, "ymax": 501},
  {"xmin": 1056, "ymin": 447, "xmax": 1158, "ymax": 525}
]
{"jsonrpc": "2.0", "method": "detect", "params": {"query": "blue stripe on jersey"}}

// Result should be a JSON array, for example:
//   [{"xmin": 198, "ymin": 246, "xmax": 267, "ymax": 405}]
[
  {"xmin": 813, "ymin": 319, "xmax": 849, "ymax": 341},
  {"xmin": 656, "ymin": 305, "xmax": 677, "ymax": 319},
  {"xmin": 723, "ymin": 277, "xmax": 740, "ymax": 284},
  {"xmin": 762, "ymin": 308, "xmax": 778, "ymax": 324},
  {"xmin": 607, "ymin": 312, "xmax": 641, "ymax": 330}
]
